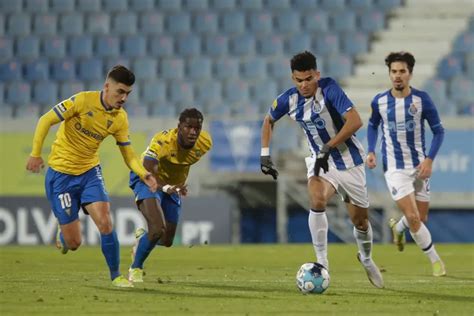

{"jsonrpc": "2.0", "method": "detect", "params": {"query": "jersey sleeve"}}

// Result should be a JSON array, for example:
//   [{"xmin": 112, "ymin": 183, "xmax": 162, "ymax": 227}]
[
  {"xmin": 421, "ymin": 93, "xmax": 444, "ymax": 133},
  {"xmin": 199, "ymin": 130, "xmax": 213, "ymax": 155},
  {"xmin": 325, "ymin": 81, "xmax": 354, "ymax": 115},
  {"xmin": 367, "ymin": 97, "xmax": 382, "ymax": 153},
  {"xmin": 268, "ymin": 93, "xmax": 290, "ymax": 121},
  {"xmin": 51, "ymin": 93, "xmax": 83, "ymax": 121},
  {"xmin": 144, "ymin": 132, "xmax": 169, "ymax": 161},
  {"xmin": 113, "ymin": 112, "xmax": 131, "ymax": 146}
]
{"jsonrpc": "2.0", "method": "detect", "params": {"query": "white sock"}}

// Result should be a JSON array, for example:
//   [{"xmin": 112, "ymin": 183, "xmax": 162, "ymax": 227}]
[
  {"xmin": 308, "ymin": 210, "xmax": 328, "ymax": 269},
  {"xmin": 353, "ymin": 222, "xmax": 373, "ymax": 262},
  {"xmin": 410, "ymin": 223, "xmax": 441, "ymax": 263},
  {"xmin": 395, "ymin": 216, "xmax": 409, "ymax": 234}
]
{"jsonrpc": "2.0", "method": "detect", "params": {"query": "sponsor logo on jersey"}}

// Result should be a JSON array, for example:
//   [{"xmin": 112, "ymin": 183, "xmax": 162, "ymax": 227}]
[{"xmin": 74, "ymin": 122, "xmax": 104, "ymax": 141}]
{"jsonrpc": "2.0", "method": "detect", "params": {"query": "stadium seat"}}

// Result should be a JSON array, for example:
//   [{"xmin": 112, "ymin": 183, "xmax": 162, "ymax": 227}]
[
  {"xmin": 187, "ymin": 57, "xmax": 212, "ymax": 80},
  {"xmin": 265, "ymin": 0, "xmax": 290, "ymax": 10},
  {"xmin": 59, "ymin": 81, "xmax": 85, "ymax": 100},
  {"xmin": 149, "ymin": 35, "xmax": 174, "ymax": 58},
  {"xmin": 14, "ymin": 104, "xmax": 41, "ymax": 119},
  {"xmin": 50, "ymin": 0, "xmax": 75, "ymax": 13},
  {"xmin": 314, "ymin": 33, "xmax": 340, "ymax": 56},
  {"xmin": 326, "ymin": 54, "xmax": 353, "ymax": 80},
  {"xmin": 341, "ymin": 32, "xmax": 369, "ymax": 56},
  {"xmin": 16, "ymin": 36, "xmax": 39, "ymax": 60},
  {"xmin": 50, "ymin": 59, "xmax": 76, "ymax": 81},
  {"xmin": 0, "ymin": 60, "xmax": 22, "ymax": 81},
  {"xmin": 214, "ymin": 58, "xmax": 239, "ymax": 80},
  {"xmin": 77, "ymin": 58, "xmax": 103, "ymax": 81},
  {"xmin": 102, "ymin": 0, "xmax": 128, "ymax": 12},
  {"xmin": 374, "ymin": 0, "xmax": 402, "ymax": 12},
  {"xmin": 0, "ymin": 15, "xmax": 4, "ymax": 36},
  {"xmin": 76, "ymin": 0, "xmax": 101, "ymax": 12},
  {"xmin": 194, "ymin": 81, "xmax": 223, "ymax": 111},
  {"xmin": 7, "ymin": 14, "xmax": 31, "ymax": 36},
  {"xmin": 0, "ymin": 0, "xmax": 22, "ymax": 13},
  {"xmin": 132, "ymin": 57, "xmax": 157, "ymax": 81},
  {"xmin": 302, "ymin": 12, "xmax": 329, "ymax": 33},
  {"xmin": 59, "ymin": 14, "xmax": 84, "ymax": 36},
  {"xmin": 221, "ymin": 12, "xmax": 245, "ymax": 35},
  {"xmin": 267, "ymin": 57, "xmax": 291, "ymax": 80},
  {"xmin": 33, "ymin": 81, "xmax": 58, "ymax": 106},
  {"xmin": 141, "ymin": 80, "xmax": 166, "ymax": 104},
  {"xmin": 25, "ymin": 0, "xmax": 49, "ymax": 13},
  {"xmin": 320, "ymin": 0, "xmax": 346, "ymax": 12},
  {"xmin": 42, "ymin": 37, "xmax": 66, "ymax": 59},
  {"xmin": 275, "ymin": 11, "xmax": 301, "ymax": 34},
  {"xmin": 193, "ymin": 12, "xmax": 218, "ymax": 34},
  {"xmin": 452, "ymin": 31, "xmax": 474, "ymax": 54},
  {"xmin": 183, "ymin": 0, "xmax": 208, "ymax": 11},
  {"xmin": 211, "ymin": 0, "xmax": 236, "ymax": 11},
  {"xmin": 169, "ymin": 81, "xmax": 194, "ymax": 105},
  {"xmin": 422, "ymin": 78, "xmax": 448, "ymax": 110},
  {"xmin": 240, "ymin": 0, "xmax": 263, "ymax": 10},
  {"xmin": 68, "ymin": 35, "xmax": 93, "ymax": 59},
  {"xmin": 286, "ymin": 33, "xmax": 311, "ymax": 55},
  {"xmin": 468, "ymin": 15, "xmax": 474, "ymax": 32},
  {"xmin": 0, "ymin": 38, "xmax": 13, "ymax": 62},
  {"xmin": 465, "ymin": 53, "xmax": 474, "ymax": 80},
  {"xmin": 251, "ymin": 81, "xmax": 278, "ymax": 106},
  {"xmin": 129, "ymin": 0, "xmax": 155, "ymax": 11},
  {"xmin": 177, "ymin": 34, "xmax": 201, "ymax": 57},
  {"xmin": 160, "ymin": 58, "xmax": 185, "ymax": 80},
  {"xmin": 448, "ymin": 76, "xmax": 474, "ymax": 104},
  {"xmin": 358, "ymin": 10, "xmax": 386, "ymax": 33},
  {"xmin": 332, "ymin": 11, "xmax": 357, "ymax": 33},
  {"xmin": 149, "ymin": 103, "xmax": 177, "ymax": 118},
  {"xmin": 24, "ymin": 59, "xmax": 49, "ymax": 81},
  {"xmin": 121, "ymin": 35, "xmax": 147, "ymax": 58},
  {"xmin": 5, "ymin": 82, "xmax": 31, "ymax": 106},
  {"xmin": 248, "ymin": 12, "xmax": 273, "ymax": 35},
  {"xmin": 105, "ymin": 57, "xmax": 130, "ymax": 71},
  {"xmin": 230, "ymin": 33, "xmax": 256, "ymax": 56},
  {"xmin": 86, "ymin": 80, "xmax": 103, "ymax": 91},
  {"xmin": 33, "ymin": 14, "xmax": 57, "ymax": 36},
  {"xmin": 437, "ymin": 55, "xmax": 463, "ymax": 80},
  {"xmin": 258, "ymin": 35, "xmax": 284, "ymax": 56},
  {"xmin": 223, "ymin": 79, "xmax": 249, "ymax": 103},
  {"xmin": 95, "ymin": 35, "xmax": 120, "ymax": 58},
  {"xmin": 139, "ymin": 13, "xmax": 164, "ymax": 35},
  {"xmin": 85, "ymin": 13, "xmax": 110, "ymax": 34},
  {"xmin": 204, "ymin": 35, "xmax": 228, "ymax": 57},
  {"xmin": 347, "ymin": 0, "xmax": 373, "ymax": 12},
  {"xmin": 156, "ymin": 0, "xmax": 182, "ymax": 12},
  {"xmin": 112, "ymin": 13, "xmax": 137, "ymax": 36},
  {"xmin": 166, "ymin": 13, "xmax": 191, "ymax": 34}
]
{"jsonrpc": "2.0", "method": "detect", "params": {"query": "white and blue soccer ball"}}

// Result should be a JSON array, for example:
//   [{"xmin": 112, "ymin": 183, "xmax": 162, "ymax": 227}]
[{"xmin": 296, "ymin": 262, "xmax": 330, "ymax": 294}]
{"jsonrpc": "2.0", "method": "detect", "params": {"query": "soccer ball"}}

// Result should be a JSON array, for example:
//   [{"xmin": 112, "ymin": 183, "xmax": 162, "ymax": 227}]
[{"xmin": 296, "ymin": 262, "xmax": 330, "ymax": 294}]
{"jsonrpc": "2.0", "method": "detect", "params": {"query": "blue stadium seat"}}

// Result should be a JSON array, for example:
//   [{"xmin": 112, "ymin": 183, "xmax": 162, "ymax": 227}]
[
  {"xmin": 223, "ymin": 80, "xmax": 249, "ymax": 103},
  {"xmin": 50, "ymin": 59, "xmax": 76, "ymax": 81},
  {"xmin": 347, "ymin": 0, "xmax": 373, "ymax": 12},
  {"xmin": 132, "ymin": 57, "xmax": 157, "ymax": 81},
  {"xmin": 156, "ymin": 0, "xmax": 182, "ymax": 11},
  {"xmin": 314, "ymin": 33, "xmax": 340, "ymax": 56},
  {"xmin": 211, "ymin": 0, "xmax": 236, "ymax": 11},
  {"xmin": 214, "ymin": 58, "xmax": 239, "ymax": 79},
  {"xmin": 141, "ymin": 80, "xmax": 166, "ymax": 104},
  {"xmin": 85, "ymin": 13, "xmax": 110, "ymax": 34},
  {"xmin": 68, "ymin": 35, "xmax": 93, "ymax": 58},
  {"xmin": 452, "ymin": 31, "xmax": 474, "ymax": 54},
  {"xmin": 103, "ymin": 0, "xmax": 128, "ymax": 12},
  {"xmin": 320, "ymin": 0, "xmax": 346, "ymax": 12},
  {"xmin": 59, "ymin": 81, "xmax": 85, "ymax": 100},
  {"xmin": 0, "ymin": 60, "xmax": 22, "ymax": 81},
  {"xmin": 341, "ymin": 32, "xmax": 369, "ymax": 56},
  {"xmin": 121, "ymin": 35, "xmax": 147, "ymax": 58},
  {"xmin": 248, "ymin": 12, "xmax": 273, "ymax": 35},
  {"xmin": 465, "ymin": 53, "xmax": 474, "ymax": 80},
  {"xmin": 33, "ymin": 81, "xmax": 58, "ymax": 106},
  {"xmin": 469, "ymin": 15, "xmax": 474, "ymax": 32},
  {"xmin": 187, "ymin": 57, "xmax": 212, "ymax": 80},
  {"xmin": 42, "ymin": 37, "xmax": 66, "ymax": 59},
  {"xmin": 251, "ymin": 81, "xmax": 278, "ymax": 105},
  {"xmin": 95, "ymin": 35, "xmax": 120, "ymax": 58},
  {"xmin": 25, "ymin": 0, "xmax": 48, "ymax": 12},
  {"xmin": 77, "ymin": 58, "xmax": 103, "ymax": 81},
  {"xmin": 275, "ymin": 11, "xmax": 301, "ymax": 34},
  {"xmin": 50, "ymin": 0, "xmax": 75, "ymax": 13},
  {"xmin": 204, "ymin": 35, "xmax": 228, "ymax": 57},
  {"xmin": 129, "ymin": 0, "xmax": 155, "ymax": 11},
  {"xmin": 374, "ymin": 0, "xmax": 402, "ymax": 12},
  {"xmin": 437, "ymin": 55, "xmax": 463, "ymax": 80},
  {"xmin": 230, "ymin": 33, "xmax": 256, "ymax": 56},
  {"xmin": 76, "ymin": 0, "xmax": 101, "ymax": 12},
  {"xmin": 160, "ymin": 58, "xmax": 185, "ymax": 80},
  {"xmin": 0, "ymin": 14, "xmax": 4, "ymax": 36},
  {"xmin": 183, "ymin": 0, "xmax": 208, "ymax": 11},
  {"xmin": 264, "ymin": 0, "xmax": 290, "ymax": 10},
  {"xmin": 5, "ymin": 82, "xmax": 31, "ymax": 106},
  {"xmin": 193, "ymin": 12, "xmax": 218, "ymax": 34},
  {"xmin": 86, "ymin": 80, "xmax": 103, "ymax": 91},
  {"xmin": 139, "ymin": 13, "xmax": 164, "ymax": 35},
  {"xmin": 14, "ymin": 104, "xmax": 41, "ymax": 119},
  {"xmin": 258, "ymin": 35, "xmax": 284, "ymax": 56},
  {"xmin": 0, "ymin": 0, "xmax": 22, "ymax": 13},
  {"xmin": 221, "ymin": 12, "xmax": 245, "ymax": 35},
  {"xmin": 268, "ymin": 57, "xmax": 291, "ymax": 80},
  {"xmin": 16, "ymin": 36, "xmax": 39, "ymax": 60},
  {"xmin": 112, "ymin": 13, "xmax": 137, "ymax": 36},
  {"xmin": 177, "ymin": 34, "xmax": 201, "ymax": 57},
  {"xmin": 286, "ymin": 33, "xmax": 311, "ymax": 55},
  {"xmin": 326, "ymin": 54, "xmax": 353, "ymax": 80},
  {"xmin": 149, "ymin": 35, "xmax": 174, "ymax": 58},
  {"xmin": 7, "ymin": 14, "xmax": 31, "ymax": 36},
  {"xmin": 358, "ymin": 10, "xmax": 386, "ymax": 32},
  {"xmin": 240, "ymin": 0, "xmax": 263, "ymax": 10},
  {"xmin": 240, "ymin": 57, "xmax": 267, "ymax": 80},
  {"xmin": 302, "ymin": 12, "xmax": 329, "ymax": 33},
  {"xmin": 332, "ymin": 11, "xmax": 357, "ymax": 33},
  {"xmin": 0, "ymin": 38, "xmax": 13, "ymax": 62},
  {"xmin": 422, "ymin": 79, "xmax": 448, "ymax": 111},
  {"xmin": 149, "ymin": 103, "xmax": 177, "ymax": 118},
  {"xmin": 24, "ymin": 59, "xmax": 49, "ymax": 81},
  {"xmin": 59, "ymin": 14, "xmax": 84, "ymax": 36},
  {"xmin": 169, "ymin": 82, "xmax": 194, "ymax": 105},
  {"xmin": 33, "ymin": 14, "xmax": 57, "ymax": 36},
  {"xmin": 105, "ymin": 58, "xmax": 130, "ymax": 71},
  {"xmin": 195, "ymin": 81, "xmax": 223, "ymax": 110},
  {"xmin": 448, "ymin": 76, "xmax": 474, "ymax": 104},
  {"xmin": 166, "ymin": 13, "xmax": 191, "ymax": 34}
]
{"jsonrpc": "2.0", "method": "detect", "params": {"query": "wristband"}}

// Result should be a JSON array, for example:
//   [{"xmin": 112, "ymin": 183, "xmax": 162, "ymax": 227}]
[
  {"xmin": 162, "ymin": 184, "xmax": 171, "ymax": 193},
  {"xmin": 261, "ymin": 147, "xmax": 270, "ymax": 156}
]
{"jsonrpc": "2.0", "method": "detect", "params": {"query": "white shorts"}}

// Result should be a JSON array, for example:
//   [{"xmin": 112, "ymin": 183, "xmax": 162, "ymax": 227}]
[
  {"xmin": 384, "ymin": 168, "xmax": 430, "ymax": 202},
  {"xmin": 305, "ymin": 157, "xmax": 369, "ymax": 208}
]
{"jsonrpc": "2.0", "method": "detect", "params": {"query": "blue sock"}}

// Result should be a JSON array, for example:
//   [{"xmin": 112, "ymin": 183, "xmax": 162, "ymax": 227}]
[
  {"xmin": 100, "ymin": 231, "xmax": 120, "ymax": 280},
  {"xmin": 131, "ymin": 232, "xmax": 156, "ymax": 269}
]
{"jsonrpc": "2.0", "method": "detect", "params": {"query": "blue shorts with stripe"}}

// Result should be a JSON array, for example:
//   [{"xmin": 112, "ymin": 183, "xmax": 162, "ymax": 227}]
[
  {"xmin": 129, "ymin": 171, "xmax": 181, "ymax": 224},
  {"xmin": 45, "ymin": 165, "xmax": 109, "ymax": 225}
]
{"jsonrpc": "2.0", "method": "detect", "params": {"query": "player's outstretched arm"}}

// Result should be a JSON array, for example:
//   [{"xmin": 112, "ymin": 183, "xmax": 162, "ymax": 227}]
[
  {"xmin": 260, "ymin": 114, "xmax": 278, "ymax": 180},
  {"xmin": 119, "ymin": 145, "xmax": 158, "ymax": 192}
]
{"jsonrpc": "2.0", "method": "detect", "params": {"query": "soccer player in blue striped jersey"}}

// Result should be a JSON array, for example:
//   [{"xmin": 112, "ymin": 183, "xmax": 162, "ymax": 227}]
[
  {"xmin": 260, "ymin": 51, "xmax": 384, "ymax": 288},
  {"xmin": 366, "ymin": 52, "xmax": 446, "ymax": 276}
]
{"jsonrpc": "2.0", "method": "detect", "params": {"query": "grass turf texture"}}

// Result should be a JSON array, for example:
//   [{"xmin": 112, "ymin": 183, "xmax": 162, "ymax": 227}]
[{"xmin": 1, "ymin": 244, "xmax": 473, "ymax": 315}]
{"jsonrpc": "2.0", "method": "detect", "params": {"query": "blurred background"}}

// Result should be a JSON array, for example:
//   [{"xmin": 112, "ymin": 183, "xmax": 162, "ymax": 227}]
[{"xmin": 0, "ymin": 0, "xmax": 473, "ymax": 247}]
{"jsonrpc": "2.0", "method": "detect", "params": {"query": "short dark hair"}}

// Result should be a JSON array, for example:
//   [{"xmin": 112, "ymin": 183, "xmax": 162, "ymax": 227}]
[
  {"xmin": 385, "ymin": 52, "xmax": 416, "ymax": 73},
  {"xmin": 179, "ymin": 108, "xmax": 204, "ymax": 123},
  {"xmin": 290, "ymin": 51, "xmax": 317, "ymax": 72},
  {"xmin": 107, "ymin": 65, "xmax": 135, "ymax": 86}
]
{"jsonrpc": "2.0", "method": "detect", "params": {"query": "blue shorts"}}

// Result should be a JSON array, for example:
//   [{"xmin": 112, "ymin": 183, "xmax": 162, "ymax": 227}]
[
  {"xmin": 129, "ymin": 172, "xmax": 181, "ymax": 224},
  {"xmin": 45, "ymin": 166, "xmax": 109, "ymax": 225}
]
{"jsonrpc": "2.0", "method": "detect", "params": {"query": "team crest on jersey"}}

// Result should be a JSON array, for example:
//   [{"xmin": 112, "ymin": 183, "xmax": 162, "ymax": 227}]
[
  {"xmin": 107, "ymin": 120, "xmax": 113, "ymax": 129},
  {"xmin": 311, "ymin": 99, "xmax": 324, "ymax": 114},
  {"xmin": 408, "ymin": 103, "xmax": 418, "ymax": 116}
]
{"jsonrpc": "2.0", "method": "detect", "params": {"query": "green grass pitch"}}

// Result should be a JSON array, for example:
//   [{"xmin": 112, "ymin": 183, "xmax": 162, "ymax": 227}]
[{"xmin": 1, "ymin": 244, "xmax": 473, "ymax": 315}]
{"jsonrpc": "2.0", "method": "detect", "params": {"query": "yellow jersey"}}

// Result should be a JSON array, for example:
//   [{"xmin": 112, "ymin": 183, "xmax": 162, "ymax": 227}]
[
  {"xmin": 143, "ymin": 128, "xmax": 212, "ymax": 185},
  {"xmin": 48, "ymin": 91, "xmax": 131, "ymax": 175}
]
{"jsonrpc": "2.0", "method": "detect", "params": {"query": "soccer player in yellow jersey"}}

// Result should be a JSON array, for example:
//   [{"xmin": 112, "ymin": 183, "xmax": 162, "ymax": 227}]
[
  {"xmin": 127, "ymin": 108, "xmax": 212, "ymax": 283},
  {"xmin": 25, "ymin": 65, "xmax": 158, "ymax": 288}
]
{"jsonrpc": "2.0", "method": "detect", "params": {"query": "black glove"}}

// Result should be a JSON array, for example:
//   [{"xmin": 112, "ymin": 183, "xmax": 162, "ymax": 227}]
[
  {"xmin": 260, "ymin": 155, "xmax": 279, "ymax": 180},
  {"xmin": 314, "ymin": 144, "xmax": 332, "ymax": 177}
]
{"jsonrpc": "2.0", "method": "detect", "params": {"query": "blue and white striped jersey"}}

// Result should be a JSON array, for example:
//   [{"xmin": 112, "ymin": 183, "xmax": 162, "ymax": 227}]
[
  {"xmin": 368, "ymin": 88, "xmax": 444, "ymax": 171},
  {"xmin": 269, "ymin": 77, "xmax": 365, "ymax": 170}
]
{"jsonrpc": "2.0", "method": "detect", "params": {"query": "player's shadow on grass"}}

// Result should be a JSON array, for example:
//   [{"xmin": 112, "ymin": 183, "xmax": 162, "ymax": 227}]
[
  {"xmin": 444, "ymin": 275, "xmax": 474, "ymax": 282},
  {"xmin": 183, "ymin": 281, "xmax": 290, "ymax": 294},
  {"xmin": 382, "ymin": 288, "xmax": 474, "ymax": 303}
]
